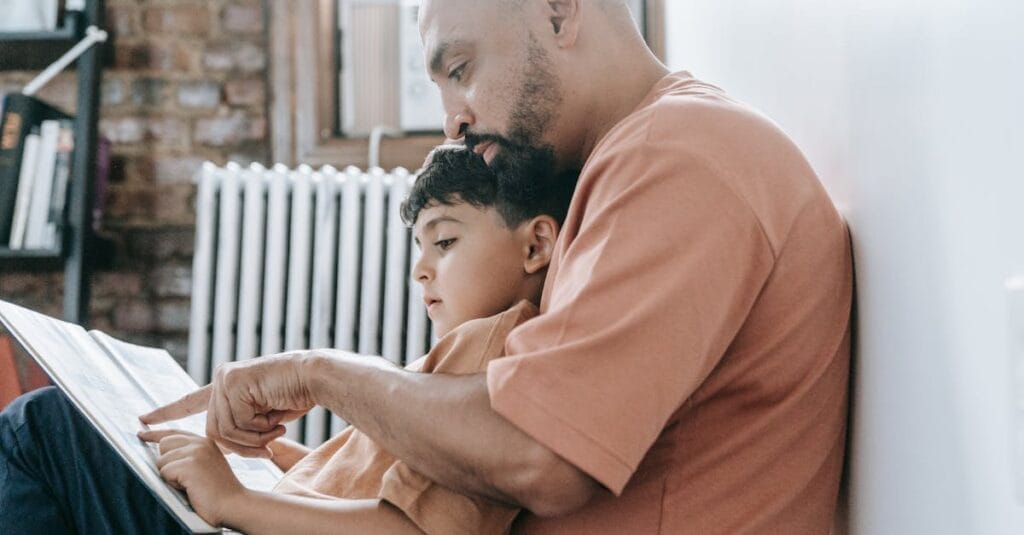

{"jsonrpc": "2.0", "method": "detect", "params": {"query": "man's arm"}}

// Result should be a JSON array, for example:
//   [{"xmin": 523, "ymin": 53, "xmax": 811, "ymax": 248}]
[
  {"xmin": 141, "ymin": 350, "xmax": 601, "ymax": 516},
  {"xmin": 303, "ymin": 351, "xmax": 600, "ymax": 516}
]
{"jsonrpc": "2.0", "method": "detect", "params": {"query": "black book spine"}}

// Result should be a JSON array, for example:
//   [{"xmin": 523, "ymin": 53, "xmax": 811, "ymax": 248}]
[
  {"xmin": 0, "ymin": 95, "xmax": 72, "ymax": 247},
  {"xmin": 0, "ymin": 94, "xmax": 42, "ymax": 246}
]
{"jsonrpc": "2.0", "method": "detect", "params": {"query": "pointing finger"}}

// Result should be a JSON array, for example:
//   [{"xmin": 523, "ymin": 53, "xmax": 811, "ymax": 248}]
[{"xmin": 140, "ymin": 385, "xmax": 213, "ymax": 425}]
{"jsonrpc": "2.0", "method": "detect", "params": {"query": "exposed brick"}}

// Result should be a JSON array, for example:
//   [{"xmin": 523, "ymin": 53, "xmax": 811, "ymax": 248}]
[
  {"xmin": 125, "ymin": 229, "xmax": 196, "ymax": 260},
  {"xmin": 202, "ymin": 47, "xmax": 234, "ymax": 71},
  {"xmin": 99, "ymin": 117, "xmax": 188, "ymax": 148},
  {"xmin": 107, "ymin": 153, "xmax": 131, "ymax": 183},
  {"xmin": 100, "ymin": 117, "xmax": 146, "ymax": 144},
  {"xmin": 195, "ymin": 111, "xmax": 266, "ymax": 147},
  {"xmin": 154, "ymin": 157, "xmax": 205, "ymax": 183},
  {"xmin": 177, "ymin": 81, "xmax": 222, "ymax": 109},
  {"xmin": 105, "ymin": 4, "xmax": 139, "ymax": 39},
  {"xmin": 155, "ymin": 300, "xmax": 192, "ymax": 332},
  {"xmin": 222, "ymin": 4, "xmax": 264, "ymax": 34},
  {"xmin": 158, "ymin": 335, "xmax": 191, "ymax": 368},
  {"xmin": 116, "ymin": 155, "xmax": 155, "ymax": 184},
  {"xmin": 152, "ymin": 264, "xmax": 193, "ymax": 298},
  {"xmin": 102, "ymin": 78, "xmax": 126, "ymax": 106},
  {"xmin": 227, "ymin": 143, "xmax": 269, "ymax": 166},
  {"xmin": 0, "ymin": 273, "xmax": 59, "ymax": 298},
  {"xmin": 33, "ymin": 72, "xmax": 78, "ymax": 111},
  {"xmin": 130, "ymin": 78, "xmax": 169, "ymax": 107},
  {"xmin": 106, "ymin": 184, "xmax": 195, "ymax": 225},
  {"xmin": 143, "ymin": 5, "xmax": 212, "ymax": 36},
  {"xmin": 93, "ymin": 271, "xmax": 145, "ymax": 298},
  {"xmin": 224, "ymin": 78, "xmax": 265, "ymax": 106},
  {"xmin": 88, "ymin": 312, "xmax": 117, "ymax": 335},
  {"xmin": 115, "ymin": 43, "xmax": 199, "ymax": 73},
  {"xmin": 113, "ymin": 300, "xmax": 157, "ymax": 332},
  {"xmin": 203, "ymin": 42, "xmax": 267, "ymax": 73},
  {"xmin": 145, "ymin": 117, "xmax": 190, "ymax": 148}
]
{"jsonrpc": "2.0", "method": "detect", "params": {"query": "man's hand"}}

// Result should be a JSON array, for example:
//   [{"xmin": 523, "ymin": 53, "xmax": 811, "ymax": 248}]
[
  {"xmin": 137, "ymin": 429, "xmax": 246, "ymax": 526},
  {"xmin": 139, "ymin": 352, "xmax": 317, "ymax": 457}
]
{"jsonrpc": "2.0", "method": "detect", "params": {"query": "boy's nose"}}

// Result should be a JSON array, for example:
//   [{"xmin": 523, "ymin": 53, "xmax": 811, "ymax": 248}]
[{"xmin": 412, "ymin": 254, "xmax": 433, "ymax": 284}]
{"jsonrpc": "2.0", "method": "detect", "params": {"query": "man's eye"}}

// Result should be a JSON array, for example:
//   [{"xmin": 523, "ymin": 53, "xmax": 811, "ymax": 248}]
[
  {"xmin": 435, "ymin": 238, "xmax": 457, "ymax": 251},
  {"xmin": 448, "ymin": 63, "xmax": 467, "ymax": 82}
]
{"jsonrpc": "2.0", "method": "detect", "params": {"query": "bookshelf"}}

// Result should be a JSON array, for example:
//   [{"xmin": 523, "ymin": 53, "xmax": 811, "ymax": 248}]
[{"xmin": 0, "ymin": 0, "xmax": 105, "ymax": 326}]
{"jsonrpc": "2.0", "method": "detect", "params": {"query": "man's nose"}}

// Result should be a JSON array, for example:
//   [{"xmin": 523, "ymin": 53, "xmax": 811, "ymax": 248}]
[{"xmin": 443, "ymin": 108, "xmax": 474, "ymax": 141}]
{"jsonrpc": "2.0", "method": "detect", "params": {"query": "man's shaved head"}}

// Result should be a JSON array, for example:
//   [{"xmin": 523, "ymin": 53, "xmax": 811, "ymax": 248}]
[{"xmin": 419, "ymin": 0, "xmax": 666, "ymax": 171}]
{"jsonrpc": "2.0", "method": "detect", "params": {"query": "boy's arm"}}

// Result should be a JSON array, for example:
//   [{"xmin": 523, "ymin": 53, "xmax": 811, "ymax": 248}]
[
  {"xmin": 267, "ymin": 437, "xmax": 311, "ymax": 472},
  {"xmin": 222, "ymin": 492, "xmax": 423, "ymax": 535},
  {"xmin": 138, "ymin": 429, "xmax": 422, "ymax": 534}
]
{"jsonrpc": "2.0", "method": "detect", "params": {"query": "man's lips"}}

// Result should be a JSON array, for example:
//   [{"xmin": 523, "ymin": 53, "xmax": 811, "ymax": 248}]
[{"xmin": 473, "ymin": 141, "xmax": 499, "ymax": 164}]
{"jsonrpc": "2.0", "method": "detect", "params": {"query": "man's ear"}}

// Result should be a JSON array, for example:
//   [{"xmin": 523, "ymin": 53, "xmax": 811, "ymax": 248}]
[
  {"xmin": 545, "ymin": 0, "xmax": 581, "ymax": 48},
  {"xmin": 522, "ymin": 215, "xmax": 560, "ymax": 275}
]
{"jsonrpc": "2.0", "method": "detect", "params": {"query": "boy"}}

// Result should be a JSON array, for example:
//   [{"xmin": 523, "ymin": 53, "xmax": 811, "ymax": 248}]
[{"xmin": 140, "ymin": 146, "xmax": 577, "ymax": 534}]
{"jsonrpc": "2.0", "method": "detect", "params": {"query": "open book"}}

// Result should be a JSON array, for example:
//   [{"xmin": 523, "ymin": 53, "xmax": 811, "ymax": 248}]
[{"xmin": 0, "ymin": 299, "xmax": 283, "ymax": 533}]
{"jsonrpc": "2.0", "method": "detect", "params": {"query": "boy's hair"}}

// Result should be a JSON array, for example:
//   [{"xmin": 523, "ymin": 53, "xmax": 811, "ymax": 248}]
[{"xmin": 400, "ymin": 145, "xmax": 577, "ymax": 228}]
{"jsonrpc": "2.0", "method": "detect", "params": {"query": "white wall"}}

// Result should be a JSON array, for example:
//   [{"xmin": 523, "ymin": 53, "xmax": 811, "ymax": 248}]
[{"xmin": 664, "ymin": 1, "xmax": 1024, "ymax": 533}]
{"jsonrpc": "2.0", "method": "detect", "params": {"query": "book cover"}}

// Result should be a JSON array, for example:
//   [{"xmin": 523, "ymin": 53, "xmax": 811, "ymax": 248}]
[{"xmin": 0, "ymin": 94, "xmax": 71, "ymax": 247}]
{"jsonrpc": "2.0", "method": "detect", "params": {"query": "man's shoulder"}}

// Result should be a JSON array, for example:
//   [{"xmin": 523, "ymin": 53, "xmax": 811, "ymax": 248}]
[
  {"xmin": 579, "ymin": 72, "xmax": 838, "ymax": 252},
  {"xmin": 585, "ymin": 73, "xmax": 791, "ymax": 189}
]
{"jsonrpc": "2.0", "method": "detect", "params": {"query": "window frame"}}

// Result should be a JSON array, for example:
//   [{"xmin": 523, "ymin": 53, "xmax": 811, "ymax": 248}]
[{"xmin": 267, "ymin": 0, "xmax": 665, "ymax": 169}]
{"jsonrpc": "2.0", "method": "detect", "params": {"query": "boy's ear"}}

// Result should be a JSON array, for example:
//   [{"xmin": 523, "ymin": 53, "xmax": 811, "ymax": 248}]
[{"xmin": 522, "ymin": 215, "xmax": 560, "ymax": 275}]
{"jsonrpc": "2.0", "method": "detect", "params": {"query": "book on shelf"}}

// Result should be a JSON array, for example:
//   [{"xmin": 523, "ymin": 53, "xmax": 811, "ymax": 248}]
[
  {"xmin": 0, "ymin": 299, "xmax": 285, "ymax": 533},
  {"xmin": 46, "ymin": 121, "xmax": 74, "ymax": 246},
  {"xmin": 9, "ymin": 126, "xmax": 41, "ymax": 249},
  {"xmin": 24, "ymin": 119, "xmax": 62, "ymax": 249},
  {"xmin": 0, "ymin": 93, "xmax": 72, "ymax": 249},
  {"xmin": 0, "ymin": 0, "xmax": 60, "ymax": 33}
]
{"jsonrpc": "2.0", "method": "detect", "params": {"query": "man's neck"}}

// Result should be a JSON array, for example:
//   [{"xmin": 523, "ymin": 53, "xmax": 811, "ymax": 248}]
[{"xmin": 573, "ymin": 58, "xmax": 670, "ymax": 168}]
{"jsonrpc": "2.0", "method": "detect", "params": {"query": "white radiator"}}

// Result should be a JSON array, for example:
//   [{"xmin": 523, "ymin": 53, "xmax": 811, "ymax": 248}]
[{"xmin": 187, "ymin": 162, "xmax": 434, "ymax": 447}]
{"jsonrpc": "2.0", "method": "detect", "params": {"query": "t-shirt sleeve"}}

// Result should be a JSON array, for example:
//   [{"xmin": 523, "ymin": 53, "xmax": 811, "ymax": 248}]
[
  {"xmin": 379, "ymin": 462, "xmax": 519, "ymax": 535},
  {"xmin": 378, "ymin": 302, "xmax": 537, "ymax": 534},
  {"xmin": 487, "ymin": 138, "xmax": 776, "ymax": 495}
]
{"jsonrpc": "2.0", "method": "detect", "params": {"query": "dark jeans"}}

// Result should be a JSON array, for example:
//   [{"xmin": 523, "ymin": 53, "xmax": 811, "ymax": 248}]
[{"xmin": 0, "ymin": 387, "xmax": 189, "ymax": 534}]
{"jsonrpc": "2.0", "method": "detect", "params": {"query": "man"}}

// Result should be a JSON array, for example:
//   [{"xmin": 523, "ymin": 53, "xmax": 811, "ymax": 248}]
[{"xmin": 1, "ymin": 1, "xmax": 852, "ymax": 533}]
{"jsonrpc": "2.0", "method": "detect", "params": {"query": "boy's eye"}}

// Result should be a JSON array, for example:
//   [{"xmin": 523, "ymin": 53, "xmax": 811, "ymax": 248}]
[
  {"xmin": 435, "ymin": 238, "xmax": 457, "ymax": 251},
  {"xmin": 448, "ymin": 62, "xmax": 467, "ymax": 82}
]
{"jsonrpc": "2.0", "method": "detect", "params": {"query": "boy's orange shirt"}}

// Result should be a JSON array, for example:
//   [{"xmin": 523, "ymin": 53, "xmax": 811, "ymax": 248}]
[{"xmin": 274, "ymin": 300, "xmax": 538, "ymax": 535}]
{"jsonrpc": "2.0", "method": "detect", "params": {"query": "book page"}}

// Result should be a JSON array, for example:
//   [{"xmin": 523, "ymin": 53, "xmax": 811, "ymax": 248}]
[
  {"xmin": 0, "ymin": 300, "xmax": 217, "ymax": 533},
  {"xmin": 90, "ymin": 331, "xmax": 284, "ymax": 492}
]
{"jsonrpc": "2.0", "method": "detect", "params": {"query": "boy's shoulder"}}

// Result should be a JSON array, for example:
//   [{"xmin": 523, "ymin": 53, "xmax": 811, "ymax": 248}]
[{"xmin": 417, "ymin": 301, "xmax": 539, "ymax": 374}]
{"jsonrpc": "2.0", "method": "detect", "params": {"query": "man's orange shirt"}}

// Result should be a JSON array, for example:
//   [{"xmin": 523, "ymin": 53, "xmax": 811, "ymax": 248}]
[{"xmin": 487, "ymin": 72, "xmax": 853, "ymax": 533}]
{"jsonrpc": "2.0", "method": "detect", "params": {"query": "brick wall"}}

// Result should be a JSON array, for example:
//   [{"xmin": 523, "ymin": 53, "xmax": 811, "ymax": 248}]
[{"xmin": 0, "ymin": 0, "xmax": 270, "ymax": 366}]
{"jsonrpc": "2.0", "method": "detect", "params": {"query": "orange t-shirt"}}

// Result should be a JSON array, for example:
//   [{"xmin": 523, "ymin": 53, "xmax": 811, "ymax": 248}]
[
  {"xmin": 274, "ymin": 301, "xmax": 538, "ymax": 535},
  {"xmin": 487, "ymin": 72, "xmax": 853, "ymax": 533}
]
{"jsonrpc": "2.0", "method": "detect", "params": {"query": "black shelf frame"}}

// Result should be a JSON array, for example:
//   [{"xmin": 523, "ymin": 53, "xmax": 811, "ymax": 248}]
[
  {"xmin": 0, "ymin": 1, "xmax": 104, "ymax": 326},
  {"xmin": 0, "ymin": 12, "xmax": 84, "ymax": 70}
]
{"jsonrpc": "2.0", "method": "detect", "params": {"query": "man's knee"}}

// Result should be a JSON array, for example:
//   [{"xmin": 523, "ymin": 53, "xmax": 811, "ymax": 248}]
[{"xmin": 0, "ymin": 386, "xmax": 67, "ymax": 434}]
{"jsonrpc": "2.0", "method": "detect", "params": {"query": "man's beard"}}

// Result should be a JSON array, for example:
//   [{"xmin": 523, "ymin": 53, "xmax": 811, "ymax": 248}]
[{"xmin": 465, "ymin": 34, "xmax": 566, "ymax": 215}]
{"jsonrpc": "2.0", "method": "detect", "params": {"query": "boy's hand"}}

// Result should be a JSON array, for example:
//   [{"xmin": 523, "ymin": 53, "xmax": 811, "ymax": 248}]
[{"xmin": 138, "ymin": 429, "xmax": 246, "ymax": 526}]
